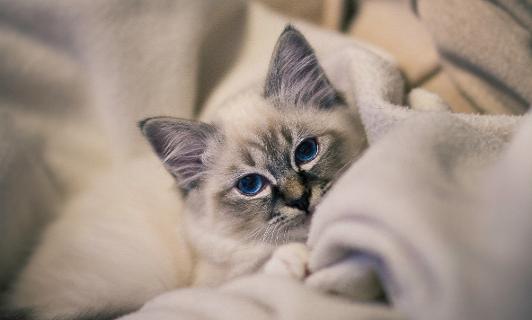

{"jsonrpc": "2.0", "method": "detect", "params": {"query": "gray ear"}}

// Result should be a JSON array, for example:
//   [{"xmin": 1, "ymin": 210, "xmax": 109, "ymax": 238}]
[
  {"xmin": 139, "ymin": 117, "xmax": 216, "ymax": 191},
  {"xmin": 264, "ymin": 25, "xmax": 343, "ymax": 108}
]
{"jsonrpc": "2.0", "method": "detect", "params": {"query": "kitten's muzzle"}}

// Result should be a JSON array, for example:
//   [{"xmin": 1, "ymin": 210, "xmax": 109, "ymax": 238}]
[
  {"xmin": 280, "ymin": 175, "xmax": 312, "ymax": 213},
  {"xmin": 286, "ymin": 190, "xmax": 311, "ymax": 213}
]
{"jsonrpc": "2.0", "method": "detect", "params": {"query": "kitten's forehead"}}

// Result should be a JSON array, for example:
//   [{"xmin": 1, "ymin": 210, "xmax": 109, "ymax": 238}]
[
  {"xmin": 213, "ymin": 88, "xmax": 326, "ymax": 141},
  {"xmin": 215, "ymin": 90, "xmax": 280, "ymax": 138},
  {"xmin": 208, "ymin": 87, "xmax": 360, "ymax": 178},
  {"xmin": 216, "ymin": 95, "xmax": 290, "ymax": 172}
]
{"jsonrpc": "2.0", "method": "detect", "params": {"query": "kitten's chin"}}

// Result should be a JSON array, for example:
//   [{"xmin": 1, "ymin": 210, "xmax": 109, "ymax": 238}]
[
  {"xmin": 284, "ymin": 217, "xmax": 311, "ymax": 243},
  {"xmin": 287, "ymin": 227, "xmax": 309, "ymax": 242}
]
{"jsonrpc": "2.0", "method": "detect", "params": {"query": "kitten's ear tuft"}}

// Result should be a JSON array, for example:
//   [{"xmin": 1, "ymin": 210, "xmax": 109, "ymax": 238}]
[
  {"xmin": 264, "ymin": 25, "xmax": 342, "ymax": 108},
  {"xmin": 140, "ymin": 117, "xmax": 216, "ymax": 191}
]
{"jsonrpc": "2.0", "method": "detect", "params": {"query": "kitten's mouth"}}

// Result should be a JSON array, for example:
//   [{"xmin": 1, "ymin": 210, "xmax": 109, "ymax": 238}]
[
  {"xmin": 305, "ymin": 182, "xmax": 333, "ymax": 216},
  {"xmin": 287, "ymin": 208, "xmax": 314, "ymax": 229},
  {"xmin": 265, "ymin": 184, "xmax": 333, "ymax": 243}
]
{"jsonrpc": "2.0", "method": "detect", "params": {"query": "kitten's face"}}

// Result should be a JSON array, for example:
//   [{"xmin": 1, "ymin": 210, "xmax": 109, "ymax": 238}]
[
  {"xmin": 141, "ymin": 26, "xmax": 366, "ymax": 245},
  {"xmin": 201, "ymin": 94, "xmax": 364, "ymax": 243}
]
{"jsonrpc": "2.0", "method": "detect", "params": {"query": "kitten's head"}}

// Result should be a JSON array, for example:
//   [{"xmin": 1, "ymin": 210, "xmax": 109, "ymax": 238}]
[{"xmin": 140, "ymin": 26, "xmax": 365, "ymax": 244}]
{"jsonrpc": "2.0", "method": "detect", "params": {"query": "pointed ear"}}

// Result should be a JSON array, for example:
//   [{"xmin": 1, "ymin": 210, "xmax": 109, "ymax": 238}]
[
  {"xmin": 264, "ymin": 25, "xmax": 343, "ymax": 108},
  {"xmin": 139, "ymin": 117, "xmax": 216, "ymax": 191}
]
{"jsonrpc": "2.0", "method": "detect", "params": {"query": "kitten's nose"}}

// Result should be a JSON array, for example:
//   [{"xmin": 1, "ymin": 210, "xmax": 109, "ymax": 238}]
[
  {"xmin": 287, "ymin": 192, "xmax": 310, "ymax": 212},
  {"xmin": 281, "ymin": 176, "xmax": 311, "ymax": 212}
]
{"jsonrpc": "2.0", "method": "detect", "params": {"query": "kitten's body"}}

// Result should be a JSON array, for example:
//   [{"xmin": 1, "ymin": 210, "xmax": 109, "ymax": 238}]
[
  {"xmin": 6, "ymin": 158, "xmax": 193, "ymax": 318},
  {"xmin": 5, "ymin": 139, "xmax": 279, "ymax": 319},
  {"xmin": 4, "ymin": 26, "xmax": 366, "ymax": 319}
]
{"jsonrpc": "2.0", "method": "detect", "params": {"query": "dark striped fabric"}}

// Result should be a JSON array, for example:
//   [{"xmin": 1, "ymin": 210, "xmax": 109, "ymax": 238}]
[{"xmin": 413, "ymin": 0, "xmax": 531, "ymax": 114}]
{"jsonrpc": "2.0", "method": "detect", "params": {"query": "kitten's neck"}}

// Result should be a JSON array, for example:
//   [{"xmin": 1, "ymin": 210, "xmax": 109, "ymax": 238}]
[{"xmin": 184, "ymin": 213, "xmax": 274, "ymax": 287}]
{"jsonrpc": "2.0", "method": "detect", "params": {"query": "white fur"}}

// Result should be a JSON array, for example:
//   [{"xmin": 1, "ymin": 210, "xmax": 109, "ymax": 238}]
[
  {"xmin": 7, "ymin": 144, "xmax": 278, "ymax": 319},
  {"xmin": 8, "ymin": 157, "xmax": 193, "ymax": 318}
]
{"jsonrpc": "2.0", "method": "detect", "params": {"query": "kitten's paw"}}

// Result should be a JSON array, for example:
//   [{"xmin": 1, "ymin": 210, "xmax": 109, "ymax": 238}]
[{"xmin": 262, "ymin": 243, "xmax": 310, "ymax": 280}]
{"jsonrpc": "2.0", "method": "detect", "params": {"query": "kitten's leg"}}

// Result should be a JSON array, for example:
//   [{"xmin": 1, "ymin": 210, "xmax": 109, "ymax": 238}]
[
  {"xmin": 263, "ymin": 245, "xmax": 382, "ymax": 301},
  {"xmin": 408, "ymin": 88, "xmax": 451, "ymax": 112},
  {"xmin": 262, "ymin": 243, "xmax": 310, "ymax": 280}
]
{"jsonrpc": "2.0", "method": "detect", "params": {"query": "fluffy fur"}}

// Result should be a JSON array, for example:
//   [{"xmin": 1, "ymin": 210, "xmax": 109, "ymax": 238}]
[{"xmin": 4, "ymin": 26, "xmax": 366, "ymax": 319}]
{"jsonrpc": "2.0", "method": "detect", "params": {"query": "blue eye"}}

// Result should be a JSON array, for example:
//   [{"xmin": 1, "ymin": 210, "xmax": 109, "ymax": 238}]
[
  {"xmin": 295, "ymin": 138, "xmax": 319, "ymax": 165},
  {"xmin": 236, "ymin": 174, "xmax": 266, "ymax": 196}
]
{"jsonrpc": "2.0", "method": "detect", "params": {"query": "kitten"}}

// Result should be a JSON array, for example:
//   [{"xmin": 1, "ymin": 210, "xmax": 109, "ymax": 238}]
[{"xmin": 3, "ymin": 26, "xmax": 366, "ymax": 320}]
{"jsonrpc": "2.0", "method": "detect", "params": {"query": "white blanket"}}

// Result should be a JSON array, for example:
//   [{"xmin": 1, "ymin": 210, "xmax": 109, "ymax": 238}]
[{"xmin": 1, "ymin": 1, "xmax": 530, "ymax": 319}]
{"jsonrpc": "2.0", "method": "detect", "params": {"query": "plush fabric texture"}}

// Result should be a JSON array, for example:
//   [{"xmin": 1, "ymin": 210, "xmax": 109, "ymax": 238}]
[{"xmin": 1, "ymin": 1, "xmax": 531, "ymax": 320}]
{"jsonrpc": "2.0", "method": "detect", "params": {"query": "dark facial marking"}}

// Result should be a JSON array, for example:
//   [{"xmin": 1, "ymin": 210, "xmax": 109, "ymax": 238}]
[
  {"xmin": 240, "ymin": 147, "xmax": 256, "ymax": 167},
  {"xmin": 280, "ymin": 125, "xmax": 293, "ymax": 145}
]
